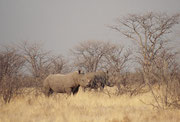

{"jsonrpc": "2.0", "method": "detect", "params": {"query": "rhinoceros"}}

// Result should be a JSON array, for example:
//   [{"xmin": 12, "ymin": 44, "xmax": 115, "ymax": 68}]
[
  {"xmin": 83, "ymin": 71, "xmax": 114, "ymax": 91},
  {"xmin": 43, "ymin": 70, "xmax": 90, "ymax": 96}
]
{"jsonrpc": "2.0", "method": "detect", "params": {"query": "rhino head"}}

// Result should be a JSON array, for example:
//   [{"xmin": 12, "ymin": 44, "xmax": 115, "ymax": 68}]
[{"xmin": 76, "ymin": 70, "xmax": 91, "ymax": 87}]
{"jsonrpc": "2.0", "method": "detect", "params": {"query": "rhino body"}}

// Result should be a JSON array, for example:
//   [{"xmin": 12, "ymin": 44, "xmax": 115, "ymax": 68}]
[
  {"xmin": 84, "ymin": 71, "xmax": 114, "ymax": 91},
  {"xmin": 43, "ymin": 71, "xmax": 89, "ymax": 96}
]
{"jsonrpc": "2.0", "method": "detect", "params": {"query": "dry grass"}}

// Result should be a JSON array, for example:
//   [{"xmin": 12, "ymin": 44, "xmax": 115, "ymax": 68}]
[{"xmin": 0, "ymin": 87, "xmax": 180, "ymax": 122}]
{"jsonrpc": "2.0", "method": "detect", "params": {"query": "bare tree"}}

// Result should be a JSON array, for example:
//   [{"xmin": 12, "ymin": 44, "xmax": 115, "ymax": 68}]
[
  {"xmin": 18, "ymin": 41, "xmax": 67, "ymax": 76},
  {"xmin": 0, "ymin": 46, "xmax": 25, "ymax": 103},
  {"xmin": 18, "ymin": 41, "xmax": 52, "ymax": 78},
  {"xmin": 71, "ymin": 40, "xmax": 131, "ymax": 73},
  {"xmin": 0, "ymin": 46, "xmax": 24, "ymax": 79},
  {"xmin": 17, "ymin": 41, "xmax": 68, "ymax": 89},
  {"xmin": 110, "ymin": 12, "xmax": 180, "ymax": 108},
  {"xmin": 104, "ymin": 46, "xmax": 131, "ymax": 74},
  {"xmin": 71, "ymin": 40, "xmax": 110, "ymax": 72},
  {"xmin": 110, "ymin": 12, "xmax": 179, "ymax": 72},
  {"xmin": 49, "ymin": 55, "xmax": 69, "ymax": 74}
]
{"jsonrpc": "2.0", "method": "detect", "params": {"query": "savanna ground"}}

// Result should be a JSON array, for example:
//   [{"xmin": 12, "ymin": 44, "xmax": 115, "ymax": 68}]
[{"xmin": 0, "ymin": 87, "xmax": 180, "ymax": 122}]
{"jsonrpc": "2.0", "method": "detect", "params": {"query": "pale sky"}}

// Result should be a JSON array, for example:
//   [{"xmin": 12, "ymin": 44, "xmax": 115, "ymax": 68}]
[{"xmin": 0, "ymin": 0, "xmax": 180, "ymax": 54}]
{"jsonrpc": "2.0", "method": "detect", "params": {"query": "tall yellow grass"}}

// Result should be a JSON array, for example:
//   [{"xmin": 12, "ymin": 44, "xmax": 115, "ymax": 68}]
[{"xmin": 0, "ymin": 87, "xmax": 180, "ymax": 122}]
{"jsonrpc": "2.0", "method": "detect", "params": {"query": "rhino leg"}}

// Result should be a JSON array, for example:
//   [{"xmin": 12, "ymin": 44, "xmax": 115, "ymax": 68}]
[
  {"xmin": 99, "ymin": 85, "xmax": 104, "ymax": 91},
  {"xmin": 72, "ymin": 85, "xmax": 80, "ymax": 95},
  {"xmin": 48, "ymin": 88, "xmax": 54, "ymax": 96},
  {"xmin": 65, "ymin": 88, "xmax": 72, "ymax": 96},
  {"xmin": 99, "ymin": 83, "xmax": 105, "ymax": 91},
  {"xmin": 44, "ymin": 86, "xmax": 54, "ymax": 97}
]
